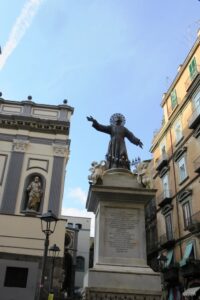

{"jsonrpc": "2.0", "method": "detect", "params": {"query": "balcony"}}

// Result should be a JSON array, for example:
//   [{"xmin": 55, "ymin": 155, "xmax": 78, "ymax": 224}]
[
  {"xmin": 185, "ymin": 65, "xmax": 200, "ymax": 91},
  {"xmin": 160, "ymin": 232, "xmax": 176, "ymax": 249},
  {"xmin": 188, "ymin": 104, "xmax": 200, "ymax": 129},
  {"xmin": 162, "ymin": 265, "xmax": 179, "ymax": 284},
  {"xmin": 180, "ymin": 258, "xmax": 200, "ymax": 278},
  {"xmin": 186, "ymin": 211, "xmax": 200, "ymax": 234},
  {"xmin": 193, "ymin": 156, "xmax": 200, "ymax": 173},
  {"xmin": 155, "ymin": 154, "xmax": 168, "ymax": 172},
  {"xmin": 157, "ymin": 190, "xmax": 172, "ymax": 208}
]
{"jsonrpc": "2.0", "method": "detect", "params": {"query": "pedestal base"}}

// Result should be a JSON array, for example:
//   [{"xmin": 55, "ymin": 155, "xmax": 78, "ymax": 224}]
[
  {"xmin": 84, "ymin": 169, "xmax": 161, "ymax": 299},
  {"xmin": 83, "ymin": 264, "xmax": 161, "ymax": 300}
]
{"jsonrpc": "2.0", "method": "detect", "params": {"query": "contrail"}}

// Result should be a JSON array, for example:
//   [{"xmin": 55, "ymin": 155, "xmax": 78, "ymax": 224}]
[{"xmin": 0, "ymin": 0, "xmax": 44, "ymax": 70}]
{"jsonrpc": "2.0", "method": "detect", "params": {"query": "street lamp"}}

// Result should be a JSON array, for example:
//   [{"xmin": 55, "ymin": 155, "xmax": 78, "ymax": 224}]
[
  {"xmin": 49, "ymin": 244, "xmax": 60, "ymax": 295},
  {"xmin": 38, "ymin": 210, "xmax": 58, "ymax": 300},
  {"xmin": 157, "ymin": 253, "xmax": 167, "ymax": 270}
]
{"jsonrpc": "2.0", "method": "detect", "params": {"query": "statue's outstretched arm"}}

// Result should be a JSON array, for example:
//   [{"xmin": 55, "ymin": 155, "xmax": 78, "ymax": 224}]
[
  {"xmin": 87, "ymin": 116, "xmax": 111, "ymax": 134},
  {"xmin": 125, "ymin": 128, "xmax": 143, "ymax": 148}
]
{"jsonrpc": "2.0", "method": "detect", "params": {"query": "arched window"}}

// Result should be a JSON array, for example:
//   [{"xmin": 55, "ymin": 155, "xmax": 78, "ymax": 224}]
[{"xmin": 76, "ymin": 256, "xmax": 85, "ymax": 272}]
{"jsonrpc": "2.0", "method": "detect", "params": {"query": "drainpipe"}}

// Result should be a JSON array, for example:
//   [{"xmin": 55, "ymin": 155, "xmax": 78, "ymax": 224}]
[{"xmin": 167, "ymin": 103, "xmax": 183, "ymax": 258}]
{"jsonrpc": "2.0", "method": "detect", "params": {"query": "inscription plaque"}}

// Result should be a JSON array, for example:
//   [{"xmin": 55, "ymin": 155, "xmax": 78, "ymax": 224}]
[{"xmin": 104, "ymin": 207, "xmax": 139, "ymax": 258}]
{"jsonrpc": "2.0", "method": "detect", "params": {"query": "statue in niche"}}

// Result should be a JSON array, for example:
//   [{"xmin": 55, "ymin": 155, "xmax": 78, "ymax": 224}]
[
  {"xmin": 87, "ymin": 113, "xmax": 143, "ymax": 170},
  {"xmin": 26, "ymin": 176, "xmax": 43, "ymax": 211}
]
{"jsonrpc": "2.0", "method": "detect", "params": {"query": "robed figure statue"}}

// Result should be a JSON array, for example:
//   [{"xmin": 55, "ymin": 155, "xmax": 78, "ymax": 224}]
[{"xmin": 87, "ymin": 113, "xmax": 143, "ymax": 170}]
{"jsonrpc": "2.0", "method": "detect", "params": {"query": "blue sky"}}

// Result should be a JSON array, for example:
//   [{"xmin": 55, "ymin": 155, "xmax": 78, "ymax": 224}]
[{"xmin": 0, "ymin": 0, "xmax": 200, "ymax": 234}]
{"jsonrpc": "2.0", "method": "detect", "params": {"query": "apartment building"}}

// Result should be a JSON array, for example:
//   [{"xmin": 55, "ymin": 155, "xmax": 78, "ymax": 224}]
[{"xmin": 149, "ymin": 30, "xmax": 200, "ymax": 299}]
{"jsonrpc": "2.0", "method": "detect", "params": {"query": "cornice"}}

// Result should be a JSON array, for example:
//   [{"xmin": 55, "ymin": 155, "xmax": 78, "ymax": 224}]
[
  {"xmin": 0, "ymin": 114, "xmax": 70, "ymax": 135},
  {"xmin": 0, "ymin": 97, "xmax": 74, "ymax": 113},
  {"xmin": 161, "ymin": 36, "xmax": 200, "ymax": 107}
]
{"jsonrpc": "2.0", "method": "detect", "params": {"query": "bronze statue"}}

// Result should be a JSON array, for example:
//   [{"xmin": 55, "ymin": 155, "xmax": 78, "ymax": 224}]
[
  {"xmin": 87, "ymin": 113, "xmax": 143, "ymax": 170},
  {"xmin": 27, "ymin": 176, "xmax": 42, "ymax": 211}
]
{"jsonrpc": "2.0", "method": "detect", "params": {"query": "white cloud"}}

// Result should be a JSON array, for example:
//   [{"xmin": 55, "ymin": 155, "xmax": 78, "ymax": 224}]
[
  {"xmin": 61, "ymin": 207, "xmax": 95, "ymax": 237},
  {"xmin": 0, "ymin": 0, "xmax": 44, "ymax": 70},
  {"xmin": 67, "ymin": 187, "xmax": 87, "ymax": 205}
]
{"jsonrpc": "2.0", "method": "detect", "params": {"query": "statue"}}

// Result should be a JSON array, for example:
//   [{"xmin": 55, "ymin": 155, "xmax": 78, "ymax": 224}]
[
  {"xmin": 26, "ymin": 176, "xmax": 42, "ymax": 211},
  {"xmin": 88, "ymin": 160, "xmax": 106, "ymax": 185},
  {"xmin": 87, "ymin": 113, "xmax": 143, "ymax": 170}
]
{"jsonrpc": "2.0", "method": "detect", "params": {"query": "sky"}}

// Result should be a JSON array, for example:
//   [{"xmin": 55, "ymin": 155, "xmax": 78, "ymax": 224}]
[{"xmin": 0, "ymin": 0, "xmax": 200, "ymax": 235}]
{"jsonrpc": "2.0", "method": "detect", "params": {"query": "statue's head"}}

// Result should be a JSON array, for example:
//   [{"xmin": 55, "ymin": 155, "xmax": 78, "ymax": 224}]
[
  {"xmin": 34, "ymin": 176, "xmax": 39, "ymax": 182},
  {"xmin": 110, "ymin": 113, "xmax": 126, "ymax": 126}
]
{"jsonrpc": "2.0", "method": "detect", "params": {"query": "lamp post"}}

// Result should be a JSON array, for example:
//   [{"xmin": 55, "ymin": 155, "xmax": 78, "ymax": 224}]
[
  {"xmin": 48, "ymin": 244, "xmax": 60, "ymax": 295},
  {"xmin": 157, "ymin": 253, "xmax": 167, "ymax": 299},
  {"xmin": 38, "ymin": 210, "xmax": 58, "ymax": 300}
]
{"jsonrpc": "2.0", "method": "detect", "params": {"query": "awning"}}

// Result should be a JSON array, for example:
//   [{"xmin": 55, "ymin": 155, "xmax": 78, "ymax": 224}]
[
  {"xmin": 183, "ymin": 287, "xmax": 200, "ymax": 297},
  {"xmin": 179, "ymin": 242, "xmax": 193, "ymax": 267},
  {"xmin": 166, "ymin": 250, "xmax": 173, "ymax": 267}
]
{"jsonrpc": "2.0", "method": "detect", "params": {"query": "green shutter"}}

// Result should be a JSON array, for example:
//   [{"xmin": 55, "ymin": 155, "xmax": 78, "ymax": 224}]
[
  {"xmin": 189, "ymin": 57, "xmax": 197, "ymax": 79},
  {"xmin": 171, "ymin": 90, "xmax": 177, "ymax": 110}
]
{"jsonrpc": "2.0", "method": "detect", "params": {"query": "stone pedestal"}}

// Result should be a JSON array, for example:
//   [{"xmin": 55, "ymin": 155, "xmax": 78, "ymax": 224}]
[{"xmin": 83, "ymin": 169, "xmax": 161, "ymax": 300}]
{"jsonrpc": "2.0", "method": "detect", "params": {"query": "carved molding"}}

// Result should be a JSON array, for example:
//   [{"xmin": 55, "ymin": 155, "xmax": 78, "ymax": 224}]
[
  {"xmin": 161, "ymin": 204, "xmax": 173, "ymax": 215},
  {"xmin": 13, "ymin": 139, "xmax": 29, "ymax": 152},
  {"xmin": 177, "ymin": 189, "xmax": 192, "ymax": 203},
  {"xmin": 52, "ymin": 143, "xmax": 69, "ymax": 157},
  {"xmin": 83, "ymin": 290, "xmax": 161, "ymax": 300},
  {"xmin": 174, "ymin": 146, "xmax": 187, "ymax": 162}
]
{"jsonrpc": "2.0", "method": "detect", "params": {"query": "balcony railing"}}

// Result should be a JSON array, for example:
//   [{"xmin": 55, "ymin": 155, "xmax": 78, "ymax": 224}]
[
  {"xmin": 162, "ymin": 265, "xmax": 179, "ymax": 284},
  {"xmin": 157, "ymin": 190, "xmax": 172, "ymax": 207},
  {"xmin": 188, "ymin": 104, "xmax": 200, "ymax": 129},
  {"xmin": 185, "ymin": 65, "xmax": 200, "ymax": 91},
  {"xmin": 180, "ymin": 258, "xmax": 200, "ymax": 278},
  {"xmin": 160, "ymin": 231, "xmax": 176, "ymax": 249},
  {"xmin": 155, "ymin": 154, "xmax": 168, "ymax": 172},
  {"xmin": 193, "ymin": 155, "xmax": 200, "ymax": 173},
  {"xmin": 186, "ymin": 211, "xmax": 200, "ymax": 233}
]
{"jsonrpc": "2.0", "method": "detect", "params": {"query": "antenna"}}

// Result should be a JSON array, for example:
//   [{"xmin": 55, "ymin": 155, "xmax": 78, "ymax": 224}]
[{"xmin": 183, "ymin": 20, "xmax": 200, "ymax": 48}]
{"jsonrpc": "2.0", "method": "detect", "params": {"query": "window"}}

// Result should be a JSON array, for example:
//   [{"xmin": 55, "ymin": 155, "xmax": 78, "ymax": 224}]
[
  {"xmin": 162, "ymin": 174, "xmax": 170, "ymax": 197},
  {"xmin": 174, "ymin": 120, "xmax": 183, "ymax": 143},
  {"xmin": 178, "ymin": 156, "xmax": 187, "ymax": 183},
  {"xmin": 182, "ymin": 201, "xmax": 191, "ymax": 229},
  {"xmin": 67, "ymin": 223, "xmax": 73, "ymax": 228},
  {"xmin": 165, "ymin": 214, "xmax": 173, "ymax": 240},
  {"xmin": 4, "ymin": 267, "xmax": 28, "ymax": 288},
  {"xmin": 76, "ymin": 256, "xmax": 85, "ymax": 272},
  {"xmin": 193, "ymin": 89, "xmax": 200, "ymax": 110},
  {"xmin": 189, "ymin": 57, "xmax": 197, "ymax": 80},
  {"xmin": 75, "ymin": 223, "xmax": 82, "ymax": 229},
  {"xmin": 170, "ymin": 90, "xmax": 178, "ymax": 110},
  {"xmin": 160, "ymin": 139, "xmax": 167, "ymax": 158}
]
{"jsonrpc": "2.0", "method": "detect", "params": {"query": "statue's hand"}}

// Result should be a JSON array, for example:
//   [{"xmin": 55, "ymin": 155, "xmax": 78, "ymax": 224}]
[
  {"xmin": 87, "ymin": 116, "xmax": 95, "ymax": 122},
  {"xmin": 138, "ymin": 140, "xmax": 143, "ymax": 148}
]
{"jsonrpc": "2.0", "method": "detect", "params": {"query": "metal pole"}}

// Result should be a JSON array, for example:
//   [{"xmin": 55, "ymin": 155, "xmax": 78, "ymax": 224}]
[
  {"xmin": 49, "ymin": 255, "xmax": 55, "ymax": 293},
  {"xmin": 38, "ymin": 232, "xmax": 49, "ymax": 300}
]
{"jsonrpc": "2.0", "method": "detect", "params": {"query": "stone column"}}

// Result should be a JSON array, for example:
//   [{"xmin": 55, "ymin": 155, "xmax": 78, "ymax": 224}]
[
  {"xmin": 48, "ymin": 144, "xmax": 69, "ymax": 217},
  {"xmin": 1, "ymin": 139, "xmax": 28, "ymax": 214}
]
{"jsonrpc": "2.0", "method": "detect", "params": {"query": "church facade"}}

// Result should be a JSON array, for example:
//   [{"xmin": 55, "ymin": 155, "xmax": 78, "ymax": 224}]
[{"xmin": 0, "ymin": 95, "xmax": 74, "ymax": 300}]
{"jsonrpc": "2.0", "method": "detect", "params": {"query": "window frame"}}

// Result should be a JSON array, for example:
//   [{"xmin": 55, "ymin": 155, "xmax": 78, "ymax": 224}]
[
  {"xmin": 165, "ymin": 213, "xmax": 173, "ymax": 240},
  {"xmin": 177, "ymin": 156, "xmax": 188, "ymax": 183},
  {"xmin": 162, "ymin": 173, "xmax": 170, "ymax": 197},
  {"xmin": 174, "ymin": 119, "xmax": 183, "ymax": 144}
]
